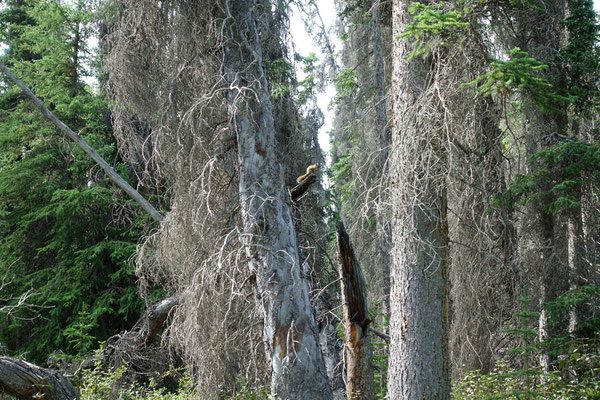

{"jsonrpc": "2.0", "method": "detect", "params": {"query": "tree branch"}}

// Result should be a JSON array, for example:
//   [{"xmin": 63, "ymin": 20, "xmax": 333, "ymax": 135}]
[{"xmin": 0, "ymin": 61, "xmax": 163, "ymax": 223}]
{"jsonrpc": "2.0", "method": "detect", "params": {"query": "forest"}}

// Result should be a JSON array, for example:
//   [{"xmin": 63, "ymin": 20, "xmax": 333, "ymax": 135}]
[{"xmin": 0, "ymin": 0, "xmax": 599, "ymax": 399}]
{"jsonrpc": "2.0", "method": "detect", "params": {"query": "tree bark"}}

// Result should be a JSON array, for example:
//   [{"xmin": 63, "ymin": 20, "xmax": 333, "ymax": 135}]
[
  {"xmin": 222, "ymin": 1, "xmax": 332, "ymax": 399},
  {"xmin": 336, "ymin": 221, "xmax": 375, "ymax": 400},
  {"xmin": 510, "ymin": 0, "xmax": 569, "ymax": 370},
  {"xmin": 389, "ymin": 0, "xmax": 451, "ymax": 398},
  {"xmin": 0, "ymin": 357, "xmax": 79, "ymax": 400},
  {"xmin": 372, "ymin": 0, "xmax": 391, "ymax": 320}
]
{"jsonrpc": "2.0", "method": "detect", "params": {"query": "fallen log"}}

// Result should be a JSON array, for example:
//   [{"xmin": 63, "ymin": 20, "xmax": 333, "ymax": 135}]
[
  {"xmin": 0, "ymin": 357, "xmax": 79, "ymax": 400},
  {"xmin": 0, "ymin": 295, "xmax": 183, "ymax": 399}
]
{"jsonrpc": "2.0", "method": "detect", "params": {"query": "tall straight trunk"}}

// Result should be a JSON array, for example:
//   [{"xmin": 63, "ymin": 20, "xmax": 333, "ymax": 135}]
[
  {"xmin": 568, "ymin": 205, "xmax": 587, "ymax": 330},
  {"xmin": 372, "ymin": 0, "xmax": 391, "ymax": 319},
  {"xmin": 389, "ymin": 0, "xmax": 450, "ymax": 398},
  {"xmin": 511, "ymin": 0, "xmax": 569, "ymax": 369},
  {"xmin": 222, "ymin": 2, "xmax": 332, "ymax": 399}
]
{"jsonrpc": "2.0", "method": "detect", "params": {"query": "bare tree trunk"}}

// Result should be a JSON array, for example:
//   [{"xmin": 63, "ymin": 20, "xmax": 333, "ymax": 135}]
[
  {"xmin": 372, "ymin": 0, "xmax": 391, "ymax": 320},
  {"xmin": 0, "ymin": 357, "xmax": 79, "ymax": 400},
  {"xmin": 449, "ymin": 89, "xmax": 520, "ymax": 376},
  {"xmin": 336, "ymin": 222, "xmax": 375, "ymax": 400},
  {"xmin": 389, "ymin": 0, "xmax": 451, "ymax": 398},
  {"xmin": 222, "ymin": 2, "xmax": 332, "ymax": 398},
  {"xmin": 510, "ymin": 0, "xmax": 569, "ymax": 370}
]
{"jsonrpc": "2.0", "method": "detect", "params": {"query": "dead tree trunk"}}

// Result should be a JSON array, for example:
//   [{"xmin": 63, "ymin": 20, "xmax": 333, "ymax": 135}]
[
  {"xmin": 222, "ymin": 1, "xmax": 332, "ymax": 398},
  {"xmin": 0, "ymin": 357, "xmax": 79, "ymax": 400},
  {"xmin": 336, "ymin": 221, "xmax": 375, "ymax": 400},
  {"xmin": 372, "ymin": 0, "xmax": 391, "ymax": 320}
]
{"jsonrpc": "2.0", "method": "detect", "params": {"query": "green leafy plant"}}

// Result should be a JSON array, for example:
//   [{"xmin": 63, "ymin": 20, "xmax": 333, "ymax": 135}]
[
  {"xmin": 560, "ymin": 0, "xmax": 600, "ymax": 110},
  {"xmin": 453, "ymin": 287, "xmax": 600, "ymax": 399},
  {"xmin": 266, "ymin": 58, "xmax": 295, "ymax": 100},
  {"xmin": 505, "ymin": 288, "xmax": 541, "ymax": 400},
  {"xmin": 296, "ymin": 52, "xmax": 318, "ymax": 105},
  {"xmin": 368, "ymin": 301, "xmax": 389, "ymax": 400},
  {"xmin": 63, "ymin": 305, "xmax": 96, "ymax": 359},
  {"xmin": 0, "ymin": 0, "xmax": 147, "ymax": 364},
  {"xmin": 80, "ymin": 358, "xmax": 198, "ymax": 400}
]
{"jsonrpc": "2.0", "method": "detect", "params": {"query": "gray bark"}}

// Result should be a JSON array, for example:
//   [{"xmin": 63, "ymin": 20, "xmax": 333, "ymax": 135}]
[
  {"xmin": 0, "ymin": 357, "xmax": 79, "ymax": 400},
  {"xmin": 222, "ymin": 1, "xmax": 332, "ymax": 399},
  {"xmin": 372, "ymin": 0, "xmax": 391, "ymax": 319},
  {"xmin": 0, "ymin": 61, "xmax": 163, "ymax": 223},
  {"xmin": 510, "ymin": 0, "xmax": 569, "ymax": 369},
  {"xmin": 299, "ymin": 251, "xmax": 346, "ymax": 398},
  {"xmin": 389, "ymin": 0, "xmax": 451, "ymax": 398}
]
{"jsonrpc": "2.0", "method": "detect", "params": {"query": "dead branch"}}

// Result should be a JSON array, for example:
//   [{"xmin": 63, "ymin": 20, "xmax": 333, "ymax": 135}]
[
  {"xmin": 290, "ymin": 174, "xmax": 317, "ymax": 201},
  {"xmin": 0, "ymin": 61, "xmax": 163, "ymax": 223}
]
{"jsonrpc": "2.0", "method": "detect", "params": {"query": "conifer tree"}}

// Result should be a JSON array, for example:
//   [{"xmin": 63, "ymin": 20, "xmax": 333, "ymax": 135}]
[{"xmin": 0, "ymin": 0, "xmax": 145, "ymax": 363}]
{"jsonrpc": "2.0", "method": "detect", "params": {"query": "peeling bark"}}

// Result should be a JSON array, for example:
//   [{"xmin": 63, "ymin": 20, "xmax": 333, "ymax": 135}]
[
  {"xmin": 222, "ymin": 1, "xmax": 332, "ymax": 398},
  {"xmin": 0, "ymin": 357, "xmax": 79, "ymax": 400},
  {"xmin": 336, "ymin": 222, "xmax": 375, "ymax": 400}
]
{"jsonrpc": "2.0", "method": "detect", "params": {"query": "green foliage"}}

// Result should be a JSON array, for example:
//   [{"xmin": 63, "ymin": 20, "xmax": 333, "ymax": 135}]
[
  {"xmin": 333, "ymin": 68, "xmax": 359, "ymax": 104},
  {"xmin": 0, "ymin": 0, "xmax": 147, "ymax": 364},
  {"xmin": 543, "ymin": 286, "xmax": 600, "ymax": 355},
  {"xmin": 80, "ymin": 359, "xmax": 197, "ymax": 400},
  {"xmin": 493, "ymin": 140, "xmax": 600, "ymax": 215},
  {"xmin": 63, "ymin": 305, "xmax": 96, "ymax": 358},
  {"xmin": 266, "ymin": 58, "xmax": 295, "ymax": 100},
  {"xmin": 266, "ymin": 53, "xmax": 318, "ymax": 106},
  {"xmin": 330, "ymin": 145, "xmax": 357, "ymax": 211},
  {"xmin": 368, "ymin": 301, "xmax": 389, "ymax": 400},
  {"xmin": 560, "ymin": 0, "xmax": 600, "ymax": 110},
  {"xmin": 464, "ymin": 48, "xmax": 572, "ymax": 112},
  {"xmin": 453, "ymin": 288, "xmax": 600, "ymax": 399},
  {"xmin": 79, "ymin": 358, "xmax": 270, "ymax": 400},
  {"xmin": 339, "ymin": 0, "xmax": 369, "ymax": 25},
  {"xmin": 504, "ymin": 289, "xmax": 540, "ymax": 399},
  {"xmin": 453, "ymin": 354, "xmax": 600, "ymax": 400},
  {"xmin": 399, "ymin": 2, "xmax": 469, "ymax": 59},
  {"xmin": 296, "ymin": 52, "xmax": 318, "ymax": 106}
]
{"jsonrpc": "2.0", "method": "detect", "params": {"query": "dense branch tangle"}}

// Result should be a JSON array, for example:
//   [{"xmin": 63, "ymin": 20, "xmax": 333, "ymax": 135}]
[{"xmin": 107, "ymin": 1, "xmax": 331, "ymax": 397}]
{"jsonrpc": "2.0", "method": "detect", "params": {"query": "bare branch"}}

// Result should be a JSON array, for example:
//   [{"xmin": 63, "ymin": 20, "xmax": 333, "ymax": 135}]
[{"xmin": 0, "ymin": 61, "xmax": 164, "ymax": 223}]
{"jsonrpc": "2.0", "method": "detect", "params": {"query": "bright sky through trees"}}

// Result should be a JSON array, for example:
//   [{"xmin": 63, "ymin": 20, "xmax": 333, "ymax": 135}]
[{"xmin": 289, "ymin": 0, "xmax": 338, "ymax": 161}]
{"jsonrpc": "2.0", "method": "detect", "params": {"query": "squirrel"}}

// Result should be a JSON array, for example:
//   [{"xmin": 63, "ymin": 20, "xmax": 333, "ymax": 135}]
[{"xmin": 296, "ymin": 163, "xmax": 320, "ymax": 184}]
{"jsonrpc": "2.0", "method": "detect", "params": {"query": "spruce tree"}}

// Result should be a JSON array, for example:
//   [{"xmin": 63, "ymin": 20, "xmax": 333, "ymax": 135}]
[{"xmin": 0, "ymin": 0, "xmax": 146, "ymax": 364}]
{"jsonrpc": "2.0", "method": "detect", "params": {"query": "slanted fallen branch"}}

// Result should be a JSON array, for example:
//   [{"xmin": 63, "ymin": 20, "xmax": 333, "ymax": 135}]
[{"xmin": 0, "ymin": 61, "xmax": 163, "ymax": 223}]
